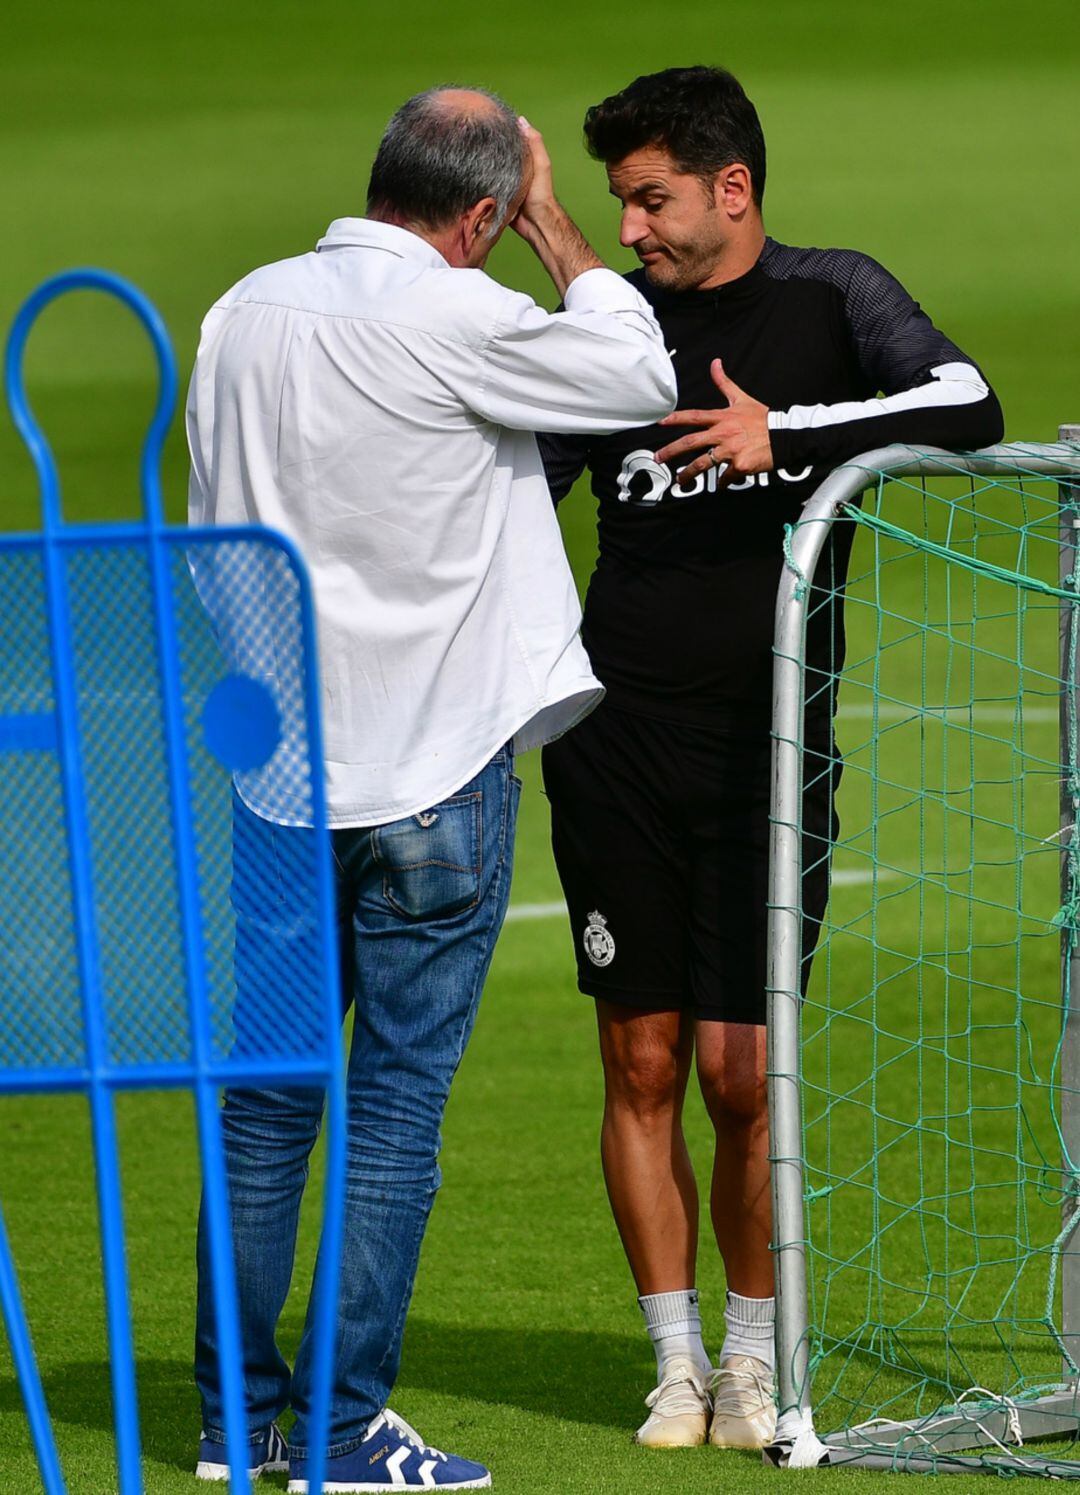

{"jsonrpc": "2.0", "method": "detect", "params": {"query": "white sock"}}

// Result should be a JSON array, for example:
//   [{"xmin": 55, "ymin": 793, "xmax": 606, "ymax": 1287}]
[
  {"xmin": 638, "ymin": 1289, "xmax": 711, "ymax": 1379},
  {"xmin": 721, "ymin": 1291, "xmax": 775, "ymax": 1372}
]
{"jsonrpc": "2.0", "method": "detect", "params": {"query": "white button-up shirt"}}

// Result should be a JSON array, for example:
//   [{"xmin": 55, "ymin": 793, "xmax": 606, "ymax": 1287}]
[{"xmin": 187, "ymin": 218, "xmax": 675, "ymax": 826}]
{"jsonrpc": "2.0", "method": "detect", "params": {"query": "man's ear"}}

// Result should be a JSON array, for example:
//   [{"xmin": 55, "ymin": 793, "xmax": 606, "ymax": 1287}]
[
  {"xmin": 465, "ymin": 196, "xmax": 499, "ymax": 246},
  {"xmin": 715, "ymin": 163, "xmax": 754, "ymax": 218}
]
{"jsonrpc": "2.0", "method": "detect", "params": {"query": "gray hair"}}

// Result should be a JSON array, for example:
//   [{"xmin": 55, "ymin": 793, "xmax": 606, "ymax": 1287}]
[{"xmin": 366, "ymin": 87, "xmax": 527, "ymax": 238}]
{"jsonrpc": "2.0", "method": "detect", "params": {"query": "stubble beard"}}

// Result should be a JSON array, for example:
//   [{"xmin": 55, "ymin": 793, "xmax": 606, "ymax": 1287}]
[
  {"xmin": 641, "ymin": 244, "xmax": 722, "ymax": 293},
  {"xmin": 640, "ymin": 216, "xmax": 726, "ymax": 293}
]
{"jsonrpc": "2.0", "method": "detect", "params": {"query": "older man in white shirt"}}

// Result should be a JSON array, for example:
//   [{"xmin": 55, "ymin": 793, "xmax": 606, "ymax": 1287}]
[{"xmin": 187, "ymin": 86, "xmax": 675, "ymax": 1492}]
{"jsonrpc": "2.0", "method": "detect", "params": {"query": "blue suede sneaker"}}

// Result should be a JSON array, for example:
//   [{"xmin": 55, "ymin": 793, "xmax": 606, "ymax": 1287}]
[
  {"xmin": 287, "ymin": 1409, "xmax": 492, "ymax": 1491},
  {"xmin": 196, "ymin": 1422, "xmax": 289, "ymax": 1481}
]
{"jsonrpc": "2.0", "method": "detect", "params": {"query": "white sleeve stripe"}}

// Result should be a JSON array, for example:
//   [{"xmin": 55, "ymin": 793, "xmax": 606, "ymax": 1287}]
[{"xmin": 768, "ymin": 362, "xmax": 989, "ymax": 433}]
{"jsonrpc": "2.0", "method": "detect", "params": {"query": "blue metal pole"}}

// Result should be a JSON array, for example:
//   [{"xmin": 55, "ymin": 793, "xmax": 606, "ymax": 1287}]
[
  {"xmin": 4, "ymin": 268, "xmax": 175, "ymax": 534},
  {"xmin": 39, "ymin": 521, "xmax": 142, "ymax": 1495},
  {"xmin": 86, "ymin": 1091, "xmax": 143, "ymax": 1493},
  {"xmin": 307, "ymin": 1077, "xmax": 345, "ymax": 1495},
  {"xmin": 285, "ymin": 533, "xmax": 346, "ymax": 1495},
  {"xmin": 0, "ymin": 1206, "xmax": 65, "ymax": 1495},
  {"xmin": 104, "ymin": 267, "xmax": 253, "ymax": 1490},
  {"xmin": 41, "ymin": 476, "xmax": 143, "ymax": 1495},
  {"xmin": 145, "ymin": 542, "xmax": 251, "ymax": 1491}
]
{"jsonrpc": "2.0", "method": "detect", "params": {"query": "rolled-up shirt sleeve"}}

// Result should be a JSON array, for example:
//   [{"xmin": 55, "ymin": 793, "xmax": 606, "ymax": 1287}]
[{"xmin": 472, "ymin": 268, "xmax": 677, "ymax": 435}]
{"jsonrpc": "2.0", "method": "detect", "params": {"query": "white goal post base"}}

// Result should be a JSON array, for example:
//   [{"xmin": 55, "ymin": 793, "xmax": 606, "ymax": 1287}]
[{"xmin": 764, "ymin": 1388, "xmax": 1080, "ymax": 1477}]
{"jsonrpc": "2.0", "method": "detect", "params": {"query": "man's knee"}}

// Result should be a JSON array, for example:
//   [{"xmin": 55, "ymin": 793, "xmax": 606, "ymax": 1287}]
[
  {"xmin": 222, "ymin": 1084, "xmax": 324, "ymax": 1140},
  {"xmin": 698, "ymin": 1033, "xmax": 768, "ymax": 1130},
  {"xmin": 607, "ymin": 1050, "xmax": 684, "ymax": 1120},
  {"xmin": 598, "ymin": 1005, "xmax": 689, "ymax": 1122},
  {"xmin": 704, "ymin": 1074, "xmax": 768, "ymax": 1131}
]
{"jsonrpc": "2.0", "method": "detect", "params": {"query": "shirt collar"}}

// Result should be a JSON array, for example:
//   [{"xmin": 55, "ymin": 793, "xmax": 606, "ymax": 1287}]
[{"xmin": 315, "ymin": 217, "xmax": 449, "ymax": 270}]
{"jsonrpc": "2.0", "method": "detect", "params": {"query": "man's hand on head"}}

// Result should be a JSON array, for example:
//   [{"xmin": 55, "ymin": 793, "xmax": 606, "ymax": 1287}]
[
  {"xmin": 509, "ymin": 119, "xmax": 555, "ymax": 242},
  {"xmin": 509, "ymin": 118, "xmax": 603, "ymax": 299},
  {"xmin": 654, "ymin": 359, "xmax": 773, "ymax": 489}
]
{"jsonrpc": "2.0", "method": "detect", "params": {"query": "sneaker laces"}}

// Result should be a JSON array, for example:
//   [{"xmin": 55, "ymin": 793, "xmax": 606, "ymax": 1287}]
[
  {"xmin": 644, "ymin": 1363, "xmax": 711, "ymax": 1419},
  {"xmin": 368, "ymin": 1408, "xmax": 448, "ymax": 1463},
  {"xmin": 707, "ymin": 1357, "xmax": 773, "ymax": 1414}
]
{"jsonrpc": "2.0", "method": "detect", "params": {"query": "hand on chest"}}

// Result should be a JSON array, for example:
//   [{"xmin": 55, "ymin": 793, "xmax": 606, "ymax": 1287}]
[{"xmin": 593, "ymin": 304, "xmax": 858, "ymax": 510}]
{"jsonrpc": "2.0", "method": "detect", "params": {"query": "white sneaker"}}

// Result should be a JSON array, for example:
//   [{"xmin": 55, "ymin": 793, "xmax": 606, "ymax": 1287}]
[
  {"xmin": 634, "ymin": 1356, "xmax": 711, "ymax": 1447},
  {"xmin": 708, "ymin": 1354, "xmax": 777, "ymax": 1448}
]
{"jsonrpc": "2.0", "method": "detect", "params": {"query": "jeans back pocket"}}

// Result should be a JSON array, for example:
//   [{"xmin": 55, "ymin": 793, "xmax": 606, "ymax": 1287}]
[{"xmin": 372, "ymin": 791, "xmax": 482, "ymax": 920}]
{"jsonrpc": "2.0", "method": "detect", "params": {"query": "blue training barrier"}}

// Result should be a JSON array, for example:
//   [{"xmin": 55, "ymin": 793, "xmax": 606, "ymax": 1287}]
[{"xmin": 0, "ymin": 270, "xmax": 346, "ymax": 1494}]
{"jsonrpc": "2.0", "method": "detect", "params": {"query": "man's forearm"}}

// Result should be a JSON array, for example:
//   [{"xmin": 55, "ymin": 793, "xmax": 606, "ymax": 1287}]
[
  {"xmin": 769, "ymin": 364, "xmax": 1004, "ymax": 471},
  {"xmin": 516, "ymin": 202, "xmax": 604, "ymax": 301}
]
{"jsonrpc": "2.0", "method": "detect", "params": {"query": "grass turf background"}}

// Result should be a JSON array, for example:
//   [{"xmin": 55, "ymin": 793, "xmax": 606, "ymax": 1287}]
[{"xmin": 2, "ymin": 0, "xmax": 1080, "ymax": 1489}]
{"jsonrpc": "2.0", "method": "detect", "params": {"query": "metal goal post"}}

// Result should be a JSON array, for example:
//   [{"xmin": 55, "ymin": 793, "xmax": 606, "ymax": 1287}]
[{"xmin": 767, "ymin": 433, "xmax": 1080, "ymax": 1477}]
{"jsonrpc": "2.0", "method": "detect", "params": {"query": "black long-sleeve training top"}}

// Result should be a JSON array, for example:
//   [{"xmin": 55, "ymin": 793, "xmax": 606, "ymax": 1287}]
[{"xmin": 538, "ymin": 237, "xmax": 1004, "ymax": 733}]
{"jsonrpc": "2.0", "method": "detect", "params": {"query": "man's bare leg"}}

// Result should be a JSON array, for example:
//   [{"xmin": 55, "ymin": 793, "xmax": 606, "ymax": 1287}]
[
  {"xmin": 596, "ymin": 1001, "xmax": 711, "ymax": 1446},
  {"xmin": 596, "ymin": 1001, "xmax": 697, "ymax": 1290},
  {"xmin": 696, "ymin": 1018, "xmax": 776, "ymax": 1447},
  {"xmin": 695, "ymin": 1019, "xmax": 771, "ymax": 1294}
]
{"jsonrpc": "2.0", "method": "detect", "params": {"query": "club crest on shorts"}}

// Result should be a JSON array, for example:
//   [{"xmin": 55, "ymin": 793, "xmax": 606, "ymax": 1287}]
[{"xmin": 583, "ymin": 910, "xmax": 615, "ymax": 967}]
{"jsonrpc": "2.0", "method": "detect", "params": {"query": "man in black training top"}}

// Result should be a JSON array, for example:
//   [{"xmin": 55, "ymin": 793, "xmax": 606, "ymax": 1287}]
[{"xmin": 538, "ymin": 65, "xmax": 1003, "ymax": 1452}]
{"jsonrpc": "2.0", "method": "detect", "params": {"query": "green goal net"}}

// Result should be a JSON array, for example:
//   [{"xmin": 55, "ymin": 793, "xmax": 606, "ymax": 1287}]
[{"xmin": 768, "ymin": 443, "xmax": 1080, "ymax": 1477}]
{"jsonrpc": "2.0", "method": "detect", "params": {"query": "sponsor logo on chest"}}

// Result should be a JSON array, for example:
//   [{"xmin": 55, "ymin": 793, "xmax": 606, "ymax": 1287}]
[{"xmin": 616, "ymin": 449, "xmax": 814, "ymax": 506}]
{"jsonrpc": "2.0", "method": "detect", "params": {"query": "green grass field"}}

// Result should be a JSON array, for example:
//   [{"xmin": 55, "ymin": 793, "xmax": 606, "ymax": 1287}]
[{"xmin": 3, "ymin": 1, "xmax": 1080, "ymax": 1490}]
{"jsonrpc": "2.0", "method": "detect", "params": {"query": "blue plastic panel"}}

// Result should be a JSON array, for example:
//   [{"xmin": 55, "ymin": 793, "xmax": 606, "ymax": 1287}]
[{"xmin": 0, "ymin": 531, "xmax": 334, "ymax": 1087}]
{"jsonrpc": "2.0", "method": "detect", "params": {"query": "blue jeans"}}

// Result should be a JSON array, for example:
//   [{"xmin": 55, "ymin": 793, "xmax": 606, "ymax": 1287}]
[{"xmin": 195, "ymin": 745, "xmax": 520, "ymax": 1456}]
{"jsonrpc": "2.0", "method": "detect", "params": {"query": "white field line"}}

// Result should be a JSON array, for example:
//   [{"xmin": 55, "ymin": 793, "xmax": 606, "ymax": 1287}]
[
  {"xmin": 837, "ymin": 702, "xmax": 1057, "ymax": 723},
  {"xmin": 505, "ymin": 868, "xmax": 899, "ymax": 924},
  {"xmin": 505, "ymin": 901, "xmax": 568, "ymax": 923},
  {"xmin": 832, "ymin": 868, "xmax": 901, "ymax": 886}
]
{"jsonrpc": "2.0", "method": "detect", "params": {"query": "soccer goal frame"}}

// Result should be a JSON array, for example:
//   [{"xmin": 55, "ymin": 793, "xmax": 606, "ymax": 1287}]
[{"xmin": 767, "ymin": 430, "xmax": 1080, "ymax": 1477}]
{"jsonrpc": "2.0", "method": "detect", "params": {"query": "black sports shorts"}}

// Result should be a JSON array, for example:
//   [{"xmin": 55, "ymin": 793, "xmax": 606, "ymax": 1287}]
[{"xmin": 541, "ymin": 700, "xmax": 839, "ymax": 1024}]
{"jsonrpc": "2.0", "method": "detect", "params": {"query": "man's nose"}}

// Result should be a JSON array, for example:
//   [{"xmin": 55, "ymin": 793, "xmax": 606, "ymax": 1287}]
[{"xmin": 619, "ymin": 208, "xmax": 649, "ymax": 248}]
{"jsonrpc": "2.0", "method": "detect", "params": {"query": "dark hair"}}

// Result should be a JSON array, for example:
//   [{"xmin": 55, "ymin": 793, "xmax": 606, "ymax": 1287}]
[
  {"xmin": 367, "ymin": 87, "xmax": 526, "ymax": 235},
  {"xmin": 583, "ymin": 66, "xmax": 766, "ymax": 207}
]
